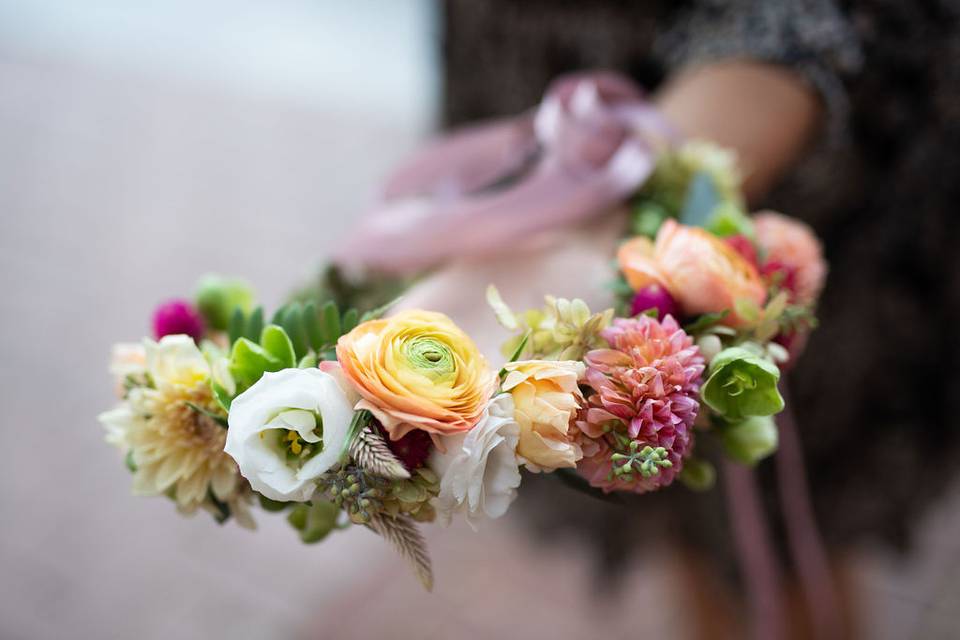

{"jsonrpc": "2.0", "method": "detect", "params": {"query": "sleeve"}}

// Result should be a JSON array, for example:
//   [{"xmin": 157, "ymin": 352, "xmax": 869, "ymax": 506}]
[{"xmin": 655, "ymin": 0, "xmax": 863, "ymax": 141}]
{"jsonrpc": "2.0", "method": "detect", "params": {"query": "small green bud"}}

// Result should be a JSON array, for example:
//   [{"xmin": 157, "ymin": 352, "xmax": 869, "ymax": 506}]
[
  {"xmin": 195, "ymin": 274, "xmax": 255, "ymax": 331},
  {"xmin": 721, "ymin": 415, "xmax": 779, "ymax": 466}
]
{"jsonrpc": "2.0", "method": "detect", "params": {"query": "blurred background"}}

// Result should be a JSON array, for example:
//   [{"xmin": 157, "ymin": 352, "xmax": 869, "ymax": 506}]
[{"xmin": 1, "ymin": 1, "xmax": 959, "ymax": 638}]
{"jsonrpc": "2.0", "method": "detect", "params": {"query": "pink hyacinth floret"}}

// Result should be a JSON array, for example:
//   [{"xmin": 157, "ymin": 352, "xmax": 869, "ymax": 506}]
[{"xmin": 576, "ymin": 314, "xmax": 705, "ymax": 494}]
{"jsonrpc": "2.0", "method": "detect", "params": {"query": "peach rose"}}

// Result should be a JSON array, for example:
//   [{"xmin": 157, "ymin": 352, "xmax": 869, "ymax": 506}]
[
  {"xmin": 336, "ymin": 310, "xmax": 496, "ymax": 443},
  {"xmin": 618, "ymin": 219, "xmax": 766, "ymax": 325},
  {"xmin": 501, "ymin": 360, "xmax": 585, "ymax": 471},
  {"xmin": 754, "ymin": 211, "xmax": 827, "ymax": 305}
]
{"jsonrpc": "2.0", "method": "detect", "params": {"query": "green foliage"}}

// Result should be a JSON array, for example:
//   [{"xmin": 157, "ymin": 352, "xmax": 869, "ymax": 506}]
[
  {"xmin": 287, "ymin": 499, "xmax": 342, "ymax": 544},
  {"xmin": 258, "ymin": 494, "xmax": 289, "ymax": 512},
  {"xmin": 267, "ymin": 299, "xmax": 372, "ymax": 362},
  {"xmin": 680, "ymin": 171, "xmax": 722, "ymax": 229},
  {"xmin": 287, "ymin": 263, "xmax": 409, "ymax": 321},
  {"xmin": 124, "ymin": 450, "xmax": 137, "ymax": 472},
  {"xmin": 630, "ymin": 201, "xmax": 670, "ymax": 238},
  {"xmin": 683, "ymin": 310, "xmax": 730, "ymax": 335},
  {"xmin": 720, "ymin": 415, "xmax": 779, "ymax": 466},
  {"xmin": 702, "ymin": 347, "xmax": 784, "ymax": 420},
  {"xmin": 227, "ymin": 305, "xmax": 266, "ymax": 345},
  {"xmin": 210, "ymin": 289, "xmax": 372, "ymax": 409}
]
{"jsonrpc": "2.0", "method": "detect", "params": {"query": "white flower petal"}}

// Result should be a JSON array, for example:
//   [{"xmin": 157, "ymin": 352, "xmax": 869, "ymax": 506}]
[
  {"xmin": 431, "ymin": 394, "xmax": 521, "ymax": 529},
  {"xmin": 225, "ymin": 368, "xmax": 354, "ymax": 502}
]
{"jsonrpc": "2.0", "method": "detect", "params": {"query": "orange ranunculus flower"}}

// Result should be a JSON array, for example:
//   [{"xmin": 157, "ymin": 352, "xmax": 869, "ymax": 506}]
[
  {"xmin": 617, "ymin": 219, "xmax": 766, "ymax": 325},
  {"xmin": 617, "ymin": 236, "xmax": 670, "ymax": 292},
  {"xmin": 753, "ymin": 211, "xmax": 827, "ymax": 305},
  {"xmin": 336, "ymin": 310, "xmax": 496, "ymax": 443}
]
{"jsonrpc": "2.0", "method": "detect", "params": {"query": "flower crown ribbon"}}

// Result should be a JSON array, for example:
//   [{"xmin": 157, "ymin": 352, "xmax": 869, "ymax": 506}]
[{"xmin": 336, "ymin": 71, "xmax": 678, "ymax": 273}]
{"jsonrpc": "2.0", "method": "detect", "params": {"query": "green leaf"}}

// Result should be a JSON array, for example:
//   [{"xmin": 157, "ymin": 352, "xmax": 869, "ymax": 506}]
[
  {"xmin": 287, "ymin": 500, "xmax": 340, "ymax": 544},
  {"xmin": 630, "ymin": 201, "xmax": 670, "ymax": 238},
  {"xmin": 280, "ymin": 304, "xmax": 309, "ymax": 360},
  {"xmin": 303, "ymin": 302, "xmax": 323, "ymax": 351},
  {"xmin": 260, "ymin": 324, "xmax": 296, "ymax": 369},
  {"xmin": 498, "ymin": 331, "xmax": 531, "ymax": 378},
  {"xmin": 246, "ymin": 306, "xmax": 264, "ymax": 342},
  {"xmin": 340, "ymin": 410, "xmax": 373, "ymax": 463},
  {"xmin": 734, "ymin": 298, "xmax": 761, "ymax": 324},
  {"xmin": 227, "ymin": 307, "xmax": 245, "ymax": 345},
  {"xmin": 207, "ymin": 490, "xmax": 232, "ymax": 525},
  {"xmin": 211, "ymin": 381, "xmax": 233, "ymax": 412},
  {"xmin": 679, "ymin": 171, "xmax": 721, "ymax": 229},
  {"xmin": 258, "ymin": 494, "xmax": 289, "ymax": 512},
  {"xmin": 320, "ymin": 300, "xmax": 341, "ymax": 345},
  {"xmin": 124, "ymin": 450, "xmax": 137, "ymax": 472},
  {"xmin": 341, "ymin": 308, "xmax": 359, "ymax": 334},
  {"xmin": 683, "ymin": 310, "xmax": 729, "ymax": 334},
  {"xmin": 298, "ymin": 353, "xmax": 317, "ymax": 368},
  {"xmin": 229, "ymin": 338, "xmax": 283, "ymax": 389},
  {"xmin": 185, "ymin": 401, "xmax": 228, "ymax": 428},
  {"xmin": 360, "ymin": 296, "xmax": 401, "ymax": 322}
]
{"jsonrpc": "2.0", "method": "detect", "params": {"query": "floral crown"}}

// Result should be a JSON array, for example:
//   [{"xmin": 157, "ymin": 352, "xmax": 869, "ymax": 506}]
[{"xmin": 99, "ymin": 141, "xmax": 826, "ymax": 591}]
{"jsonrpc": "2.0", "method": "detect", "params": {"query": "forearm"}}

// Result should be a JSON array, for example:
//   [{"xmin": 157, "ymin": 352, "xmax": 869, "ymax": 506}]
[{"xmin": 655, "ymin": 60, "xmax": 822, "ymax": 203}]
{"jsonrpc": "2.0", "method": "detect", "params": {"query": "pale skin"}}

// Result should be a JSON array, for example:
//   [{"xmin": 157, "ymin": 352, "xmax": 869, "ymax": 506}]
[{"xmin": 395, "ymin": 60, "xmax": 823, "ymax": 358}]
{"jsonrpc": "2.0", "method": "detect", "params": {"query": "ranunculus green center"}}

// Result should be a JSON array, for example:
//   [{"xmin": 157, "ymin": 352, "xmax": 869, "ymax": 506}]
[{"xmin": 405, "ymin": 337, "xmax": 456, "ymax": 380}]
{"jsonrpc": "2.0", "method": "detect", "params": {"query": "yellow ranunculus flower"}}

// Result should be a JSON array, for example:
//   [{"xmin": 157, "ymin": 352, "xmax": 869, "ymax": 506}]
[
  {"xmin": 501, "ymin": 360, "xmax": 585, "ymax": 471},
  {"xmin": 336, "ymin": 310, "xmax": 496, "ymax": 442}
]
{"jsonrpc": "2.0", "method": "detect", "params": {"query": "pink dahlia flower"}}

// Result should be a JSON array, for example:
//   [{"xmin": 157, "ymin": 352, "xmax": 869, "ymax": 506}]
[{"xmin": 576, "ymin": 315, "xmax": 705, "ymax": 493}]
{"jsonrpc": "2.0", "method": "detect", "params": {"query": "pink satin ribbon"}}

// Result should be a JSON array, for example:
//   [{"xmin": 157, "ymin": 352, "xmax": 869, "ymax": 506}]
[{"xmin": 337, "ymin": 71, "xmax": 677, "ymax": 273}]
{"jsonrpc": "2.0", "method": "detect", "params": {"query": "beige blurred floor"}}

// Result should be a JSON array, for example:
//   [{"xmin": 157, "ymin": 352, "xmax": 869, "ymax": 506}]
[{"xmin": 2, "ymin": 49, "xmax": 960, "ymax": 640}]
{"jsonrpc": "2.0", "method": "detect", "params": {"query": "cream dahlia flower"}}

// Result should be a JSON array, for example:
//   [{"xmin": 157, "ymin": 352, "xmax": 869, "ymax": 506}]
[{"xmin": 99, "ymin": 335, "xmax": 252, "ymax": 526}]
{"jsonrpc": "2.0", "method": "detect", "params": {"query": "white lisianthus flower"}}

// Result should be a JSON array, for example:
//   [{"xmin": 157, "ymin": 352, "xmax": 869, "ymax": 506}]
[
  {"xmin": 224, "ymin": 368, "xmax": 355, "ymax": 502},
  {"xmin": 430, "ymin": 393, "xmax": 521, "ymax": 529}
]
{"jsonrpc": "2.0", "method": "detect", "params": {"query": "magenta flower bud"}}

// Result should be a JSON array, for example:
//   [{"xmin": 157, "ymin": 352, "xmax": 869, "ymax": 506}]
[
  {"xmin": 152, "ymin": 299, "xmax": 206, "ymax": 342},
  {"xmin": 630, "ymin": 285, "xmax": 678, "ymax": 320}
]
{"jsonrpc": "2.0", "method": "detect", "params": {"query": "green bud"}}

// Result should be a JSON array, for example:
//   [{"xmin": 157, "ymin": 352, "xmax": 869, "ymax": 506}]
[
  {"xmin": 678, "ymin": 458, "xmax": 716, "ymax": 491},
  {"xmin": 721, "ymin": 415, "xmax": 779, "ymax": 466},
  {"xmin": 702, "ymin": 346, "xmax": 784, "ymax": 420},
  {"xmin": 195, "ymin": 274, "xmax": 255, "ymax": 331}
]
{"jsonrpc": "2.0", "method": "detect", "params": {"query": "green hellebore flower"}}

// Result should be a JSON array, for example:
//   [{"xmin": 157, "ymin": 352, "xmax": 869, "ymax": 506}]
[
  {"xmin": 702, "ymin": 346, "xmax": 784, "ymax": 420},
  {"xmin": 195, "ymin": 274, "xmax": 255, "ymax": 330},
  {"xmin": 721, "ymin": 415, "xmax": 779, "ymax": 466}
]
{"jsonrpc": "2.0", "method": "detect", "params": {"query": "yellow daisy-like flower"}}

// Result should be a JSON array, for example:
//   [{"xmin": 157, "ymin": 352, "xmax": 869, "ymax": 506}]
[{"xmin": 336, "ymin": 310, "xmax": 496, "ymax": 442}]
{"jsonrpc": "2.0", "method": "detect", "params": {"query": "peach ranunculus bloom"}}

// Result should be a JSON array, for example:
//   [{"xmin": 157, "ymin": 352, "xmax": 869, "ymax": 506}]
[
  {"xmin": 500, "ymin": 359, "xmax": 586, "ymax": 471},
  {"xmin": 753, "ymin": 211, "xmax": 827, "ymax": 305},
  {"xmin": 617, "ymin": 219, "xmax": 766, "ymax": 325},
  {"xmin": 336, "ymin": 310, "xmax": 497, "ymax": 444}
]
